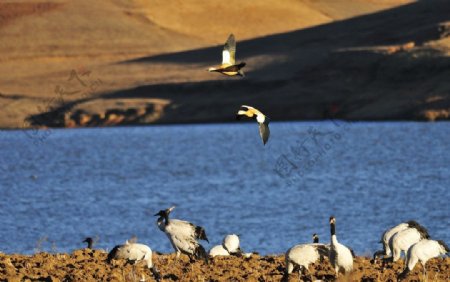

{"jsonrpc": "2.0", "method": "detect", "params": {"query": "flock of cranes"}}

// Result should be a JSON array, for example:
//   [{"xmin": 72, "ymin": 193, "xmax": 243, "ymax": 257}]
[
  {"xmin": 78, "ymin": 34, "xmax": 449, "ymax": 281},
  {"xmin": 84, "ymin": 205, "xmax": 448, "ymax": 282},
  {"xmin": 371, "ymin": 220, "xmax": 448, "ymax": 280}
]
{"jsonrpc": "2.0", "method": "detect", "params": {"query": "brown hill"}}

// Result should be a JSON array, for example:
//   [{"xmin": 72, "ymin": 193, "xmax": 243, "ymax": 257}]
[{"xmin": 1, "ymin": 0, "xmax": 449, "ymax": 129}]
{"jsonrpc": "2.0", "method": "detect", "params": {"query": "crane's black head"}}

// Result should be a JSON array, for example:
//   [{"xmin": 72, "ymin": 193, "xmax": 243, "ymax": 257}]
[
  {"xmin": 329, "ymin": 216, "xmax": 336, "ymax": 224},
  {"xmin": 154, "ymin": 206, "xmax": 175, "ymax": 217},
  {"xmin": 312, "ymin": 233, "xmax": 319, "ymax": 243},
  {"xmin": 154, "ymin": 210, "xmax": 165, "ymax": 217},
  {"xmin": 83, "ymin": 237, "xmax": 93, "ymax": 249}
]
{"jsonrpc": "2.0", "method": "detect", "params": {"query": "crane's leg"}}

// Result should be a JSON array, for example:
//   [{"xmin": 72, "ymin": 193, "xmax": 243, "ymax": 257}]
[{"xmin": 421, "ymin": 261, "xmax": 427, "ymax": 281}]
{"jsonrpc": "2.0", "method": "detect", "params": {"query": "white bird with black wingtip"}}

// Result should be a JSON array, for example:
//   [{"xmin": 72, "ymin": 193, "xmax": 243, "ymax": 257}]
[
  {"xmin": 283, "ymin": 233, "xmax": 330, "ymax": 281},
  {"xmin": 154, "ymin": 206, "xmax": 209, "ymax": 262},
  {"xmin": 236, "ymin": 105, "xmax": 270, "ymax": 145},
  {"xmin": 107, "ymin": 238, "xmax": 160, "ymax": 282},
  {"xmin": 223, "ymin": 234, "xmax": 242, "ymax": 255},
  {"xmin": 372, "ymin": 220, "xmax": 424, "ymax": 262},
  {"xmin": 372, "ymin": 221, "xmax": 411, "ymax": 262},
  {"xmin": 398, "ymin": 239, "xmax": 449, "ymax": 281},
  {"xmin": 209, "ymin": 234, "xmax": 242, "ymax": 257},
  {"xmin": 329, "ymin": 216, "xmax": 353, "ymax": 277},
  {"xmin": 388, "ymin": 220, "xmax": 430, "ymax": 263}
]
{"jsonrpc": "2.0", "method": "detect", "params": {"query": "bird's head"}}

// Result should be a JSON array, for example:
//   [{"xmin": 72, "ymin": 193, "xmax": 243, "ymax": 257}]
[
  {"xmin": 329, "ymin": 216, "xmax": 336, "ymax": 224},
  {"xmin": 154, "ymin": 206, "xmax": 175, "ymax": 217},
  {"xmin": 312, "ymin": 233, "xmax": 319, "ymax": 243},
  {"xmin": 83, "ymin": 237, "xmax": 93, "ymax": 244}
]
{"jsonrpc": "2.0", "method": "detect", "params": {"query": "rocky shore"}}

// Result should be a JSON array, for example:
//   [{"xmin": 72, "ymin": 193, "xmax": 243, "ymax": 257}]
[{"xmin": 1, "ymin": 250, "xmax": 449, "ymax": 281}]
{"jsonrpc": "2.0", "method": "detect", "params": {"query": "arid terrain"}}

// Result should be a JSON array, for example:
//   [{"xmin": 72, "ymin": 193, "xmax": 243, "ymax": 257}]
[
  {"xmin": 1, "ymin": 0, "xmax": 450, "ymax": 129},
  {"xmin": 0, "ymin": 250, "xmax": 449, "ymax": 281}
]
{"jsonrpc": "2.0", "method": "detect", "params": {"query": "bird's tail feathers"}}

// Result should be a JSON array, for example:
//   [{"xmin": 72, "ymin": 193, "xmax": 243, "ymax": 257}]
[
  {"xmin": 195, "ymin": 245, "xmax": 209, "ymax": 264},
  {"xmin": 407, "ymin": 221, "xmax": 430, "ymax": 239},
  {"xmin": 106, "ymin": 246, "xmax": 120, "ymax": 264},
  {"xmin": 195, "ymin": 226, "xmax": 209, "ymax": 243},
  {"xmin": 437, "ymin": 240, "xmax": 450, "ymax": 253},
  {"xmin": 231, "ymin": 247, "xmax": 243, "ymax": 257}
]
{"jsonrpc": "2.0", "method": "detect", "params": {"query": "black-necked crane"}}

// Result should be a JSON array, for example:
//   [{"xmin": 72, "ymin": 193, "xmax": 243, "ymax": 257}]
[
  {"xmin": 223, "ymin": 234, "xmax": 241, "ymax": 255},
  {"xmin": 398, "ymin": 239, "xmax": 449, "ymax": 281},
  {"xmin": 329, "ymin": 216, "xmax": 353, "ymax": 277},
  {"xmin": 372, "ymin": 220, "xmax": 426, "ymax": 262},
  {"xmin": 282, "ymin": 233, "xmax": 330, "ymax": 281},
  {"xmin": 154, "ymin": 206, "xmax": 209, "ymax": 262},
  {"xmin": 388, "ymin": 221, "xmax": 430, "ymax": 263},
  {"xmin": 83, "ymin": 237, "xmax": 94, "ymax": 249},
  {"xmin": 107, "ymin": 239, "xmax": 160, "ymax": 282}
]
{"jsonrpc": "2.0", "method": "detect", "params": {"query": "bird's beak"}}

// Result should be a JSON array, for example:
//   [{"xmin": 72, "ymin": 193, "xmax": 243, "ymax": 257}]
[{"xmin": 168, "ymin": 206, "xmax": 175, "ymax": 212}]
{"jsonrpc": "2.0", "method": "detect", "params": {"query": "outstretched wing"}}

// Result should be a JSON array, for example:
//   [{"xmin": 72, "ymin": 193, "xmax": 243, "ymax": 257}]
[
  {"xmin": 259, "ymin": 122, "xmax": 270, "ymax": 145},
  {"xmin": 222, "ymin": 34, "xmax": 236, "ymax": 65}
]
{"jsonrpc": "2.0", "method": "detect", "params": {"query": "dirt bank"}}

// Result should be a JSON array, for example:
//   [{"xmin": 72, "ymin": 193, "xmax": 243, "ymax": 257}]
[{"xmin": 0, "ymin": 250, "xmax": 448, "ymax": 281}]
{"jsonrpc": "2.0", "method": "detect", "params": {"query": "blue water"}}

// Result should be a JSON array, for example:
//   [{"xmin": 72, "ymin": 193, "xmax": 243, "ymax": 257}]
[{"xmin": 0, "ymin": 122, "xmax": 449, "ymax": 256}]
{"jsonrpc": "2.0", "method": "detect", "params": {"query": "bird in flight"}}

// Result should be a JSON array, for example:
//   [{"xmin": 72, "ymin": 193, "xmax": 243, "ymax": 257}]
[
  {"xmin": 208, "ymin": 34, "xmax": 246, "ymax": 77},
  {"xmin": 236, "ymin": 105, "xmax": 270, "ymax": 145}
]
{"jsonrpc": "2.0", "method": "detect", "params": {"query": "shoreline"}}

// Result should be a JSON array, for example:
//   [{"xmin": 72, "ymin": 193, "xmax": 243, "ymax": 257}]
[
  {"xmin": 2, "ymin": 119, "xmax": 450, "ymax": 131},
  {"xmin": 1, "ymin": 250, "xmax": 449, "ymax": 281}
]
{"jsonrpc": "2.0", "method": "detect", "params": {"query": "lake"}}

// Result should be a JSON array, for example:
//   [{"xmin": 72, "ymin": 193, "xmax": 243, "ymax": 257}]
[{"xmin": 0, "ymin": 121, "xmax": 448, "ymax": 256}]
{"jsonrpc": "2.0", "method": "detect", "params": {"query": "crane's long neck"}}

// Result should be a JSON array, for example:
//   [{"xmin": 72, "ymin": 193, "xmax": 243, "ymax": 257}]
[
  {"xmin": 330, "ymin": 222, "xmax": 338, "ymax": 244},
  {"xmin": 162, "ymin": 212, "xmax": 170, "ymax": 226},
  {"xmin": 157, "ymin": 213, "xmax": 170, "ymax": 231}
]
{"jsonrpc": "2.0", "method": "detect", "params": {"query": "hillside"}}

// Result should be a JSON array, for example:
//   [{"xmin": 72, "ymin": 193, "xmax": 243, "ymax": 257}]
[{"xmin": 1, "ymin": 0, "xmax": 449, "ymax": 128}]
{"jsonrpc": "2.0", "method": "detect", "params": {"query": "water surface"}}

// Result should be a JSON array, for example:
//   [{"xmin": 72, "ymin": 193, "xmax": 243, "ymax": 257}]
[{"xmin": 0, "ymin": 122, "xmax": 448, "ymax": 255}]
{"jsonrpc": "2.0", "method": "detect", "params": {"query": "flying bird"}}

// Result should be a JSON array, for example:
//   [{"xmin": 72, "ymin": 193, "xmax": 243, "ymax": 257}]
[
  {"xmin": 208, "ymin": 34, "xmax": 246, "ymax": 77},
  {"xmin": 236, "ymin": 105, "xmax": 270, "ymax": 145},
  {"xmin": 154, "ymin": 206, "xmax": 209, "ymax": 262}
]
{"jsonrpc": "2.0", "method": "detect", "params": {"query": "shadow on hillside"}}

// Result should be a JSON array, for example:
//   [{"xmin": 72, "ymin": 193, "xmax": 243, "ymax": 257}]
[
  {"xmin": 27, "ymin": 0, "xmax": 450, "ymax": 126},
  {"xmin": 125, "ymin": 0, "xmax": 449, "ymax": 66}
]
